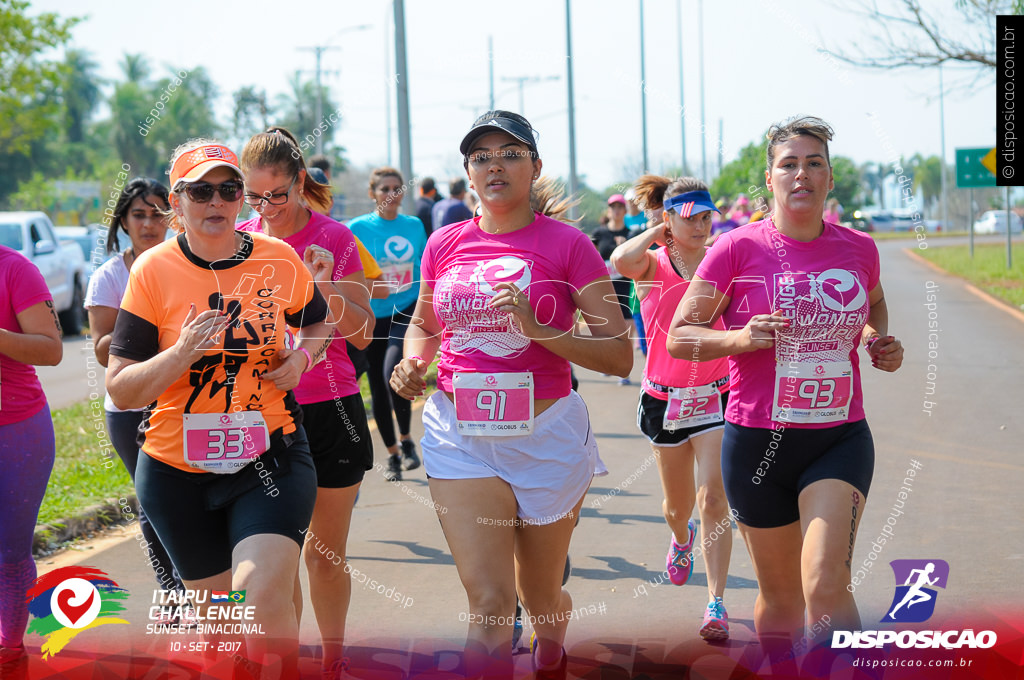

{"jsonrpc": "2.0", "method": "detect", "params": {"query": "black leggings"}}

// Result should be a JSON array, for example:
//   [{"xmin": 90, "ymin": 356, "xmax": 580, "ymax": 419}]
[
  {"xmin": 107, "ymin": 410, "xmax": 185, "ymax": 594},
  {"xmin": 356, "ymin": 304, "xmax": 415, "ymax": 449}
]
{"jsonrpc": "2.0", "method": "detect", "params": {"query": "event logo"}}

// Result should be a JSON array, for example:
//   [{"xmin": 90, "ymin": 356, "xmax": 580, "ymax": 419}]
[
  {"xmin": 883, "ymin": 559, "xmax": 949, "ymax": 623},
  {"xmin": 808, "ymin": 268, "xmax": 867, "ymax": 312},
  {"xmin": 468, "ymin": 256, "xmax": 532, "ymax": 297},
  {"xmin": 383, "ymin": 236, "xmax": 415, "ymax": 262},
  {"xmin": 26, "ymin": 566, "xmax": 129, "ymax": 658}
]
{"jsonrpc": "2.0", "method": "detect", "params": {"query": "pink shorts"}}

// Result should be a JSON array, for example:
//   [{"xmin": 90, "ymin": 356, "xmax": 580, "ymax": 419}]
[{"xmin": 421, "ymin": 390, "xmax": 607, "ymax": 524}]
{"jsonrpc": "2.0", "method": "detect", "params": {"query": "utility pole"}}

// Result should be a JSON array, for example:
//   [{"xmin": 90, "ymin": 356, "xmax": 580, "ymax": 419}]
[
  {"xmin": 677, "ymin": 0, "xmax": 686, "ymax": 175},
  {"xmin": 385, "ymin": 8, "xmax": 393, "ymax": 165},
  {"xmin": 488, "ymin": 36, "xmax": 495, "ymax": 110},
  {"xmin": 566, "ymin": 0, "xmax": 579, "ymax": 218},
  {"xmin": 393, "ymin": 0, "xmax": 413, "ymax": 212},
  {"xmin": 501, "ymin": 75, "xmax": 559, "ymax": 115},
  {"xmin": 298, "ymin": 24, "xmax": 370, "ymax": 156},
  {"xmin": 939, "ymin": 64, "xmax": 949, "ymax": 232},
  {"xmin": 297, "ymin": 46, "xmax": 339, "ymax": 156},
  {"xmin": 639, "ymin": 0, "xmax": 649, "ymax": 173},
  {"xmin": 698, "ymin": 0, "xmax": 707, "ymax": 179}
]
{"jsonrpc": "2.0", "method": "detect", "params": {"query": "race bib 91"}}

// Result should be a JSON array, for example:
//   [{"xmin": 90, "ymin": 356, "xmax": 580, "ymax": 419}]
[{"xmin": 452, "ymin": 372, "xmax": 534, "ymax": 437}]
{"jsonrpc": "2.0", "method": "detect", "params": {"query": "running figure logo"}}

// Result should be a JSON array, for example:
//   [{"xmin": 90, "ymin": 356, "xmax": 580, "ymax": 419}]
[{"xmin": 882, "ymin": 559, "xmax": 949, "ymax": 623}]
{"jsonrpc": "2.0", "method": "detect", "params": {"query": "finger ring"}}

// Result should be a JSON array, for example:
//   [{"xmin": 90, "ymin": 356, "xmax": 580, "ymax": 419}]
[{"xmin": 512, "ymin": 295, "xmax": 519, "ymax": 306}]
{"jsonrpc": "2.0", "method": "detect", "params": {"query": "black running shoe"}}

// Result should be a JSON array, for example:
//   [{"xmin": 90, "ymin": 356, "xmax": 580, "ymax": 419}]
[
  {"xmin": 384, "ymin": 453, "xmax": 403, "ymax": 482},
  {"xmin": 400, "ymin": 439, "xmax": 421, "ymax": 471}
]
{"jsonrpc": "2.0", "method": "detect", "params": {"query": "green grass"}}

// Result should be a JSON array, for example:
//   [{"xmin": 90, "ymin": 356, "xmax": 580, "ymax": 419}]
[
  {"xmin": 871, "ymin": 230, "xmax": 969, "ymax": 241},
  {"xmin": 41, "ymin": 400, "xmax": 134, "ymax": 527},
  {"xmin": 40, "ymin": 362, "xmax": 440, "ymax": 527},
  {"xmin": 917, "ymin": 243, "xmax": 1024, "ymax": 309}
]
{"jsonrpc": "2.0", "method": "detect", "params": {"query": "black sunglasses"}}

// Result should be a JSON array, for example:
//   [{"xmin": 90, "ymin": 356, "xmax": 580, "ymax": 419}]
[{"xmin": 178, "ymin": 180, "xmax": 244, "ymax": 203}]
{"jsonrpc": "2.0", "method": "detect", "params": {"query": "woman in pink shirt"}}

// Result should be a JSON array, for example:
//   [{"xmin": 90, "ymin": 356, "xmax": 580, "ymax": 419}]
[
  {"xmin": 0, "ymin": 247, "xmax": 62, "ymax": 671},
  {"xmin": 610, "ymin": 175, "xmax": 733, "ymax": 642},
  {"xmin": 390, "ymin": 111, "xmax": 631, "ymax": 678},
  {"xmin": 238, "ymin": 127, "xmax": 373, "ymax": 679},
  {"xmin": 670, "ymin": 117, "xmax": 904, "ymax": 667}
]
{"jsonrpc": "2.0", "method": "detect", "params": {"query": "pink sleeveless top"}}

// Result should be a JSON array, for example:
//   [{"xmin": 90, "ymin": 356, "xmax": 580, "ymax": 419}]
[{"xmin": 640, "ymin": 247, "xmax": 729, "ymax": 401}]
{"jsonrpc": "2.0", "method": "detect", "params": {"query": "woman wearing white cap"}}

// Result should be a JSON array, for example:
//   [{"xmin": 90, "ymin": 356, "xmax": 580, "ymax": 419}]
[
  {"xmin": 390, "ymin": 110, "xmax": 632, "ymax": 678},
  {"xmin": 106, "ymin": 139, "xmax": 333, "ymax": 677}
]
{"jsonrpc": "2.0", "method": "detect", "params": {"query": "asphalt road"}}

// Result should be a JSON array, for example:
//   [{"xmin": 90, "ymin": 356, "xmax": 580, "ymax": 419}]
[{"xmin": 22, "ymin": 237, "xmax": 1024, "ymax": 677}]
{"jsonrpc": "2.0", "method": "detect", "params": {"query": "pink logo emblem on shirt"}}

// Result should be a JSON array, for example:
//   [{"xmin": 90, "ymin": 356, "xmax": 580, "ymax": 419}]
[{"xmin": 485, "ymin": 375, "xmax": 497, "ymax": 386}]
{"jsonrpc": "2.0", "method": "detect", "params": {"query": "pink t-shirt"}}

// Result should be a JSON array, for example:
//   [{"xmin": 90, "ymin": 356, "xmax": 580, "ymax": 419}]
[
  {"xmin": 0, "ymin": 246, "xmax": 51, "ymax": 425},
  {"xmin": 694, "ymin": 219, "xmax": 880, "ymax": 429},
  {"xmin": 422, "ymin": 214, "xmax": 608, "ymax": 400},
  {"xmin": 238, "ymin": 211, "xmax": 363, "ymax": 403},
  {"xmin": 640, "ymin": 247, "xmax": 729, "ymax": 400}
]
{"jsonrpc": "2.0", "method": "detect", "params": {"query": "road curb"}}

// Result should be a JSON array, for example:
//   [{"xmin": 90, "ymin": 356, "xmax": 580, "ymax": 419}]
[
  {"xmin": 33, "ymin": 495, "xmax": 135, "ymax": 556},
  {"xmin": 902, "ymin": 248, "xmax": 1024, "ymax": 324}
]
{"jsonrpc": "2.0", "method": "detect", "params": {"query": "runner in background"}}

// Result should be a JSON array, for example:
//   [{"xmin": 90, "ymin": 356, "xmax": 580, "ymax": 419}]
[
  {"xmin": 348, "ymin": 167, "xmax": 427, "ymax": 482},
  {"xmin": 611, "ymin": 175, "xmax": 733, "ymax": 641},
  {"xmin": 238, "ymin": 127, "xmax": 374, "ymax": 679},
  {"xmin": 431, "ymin": 178, "xmax": 475, "ymax": 230},
  {"xmin": 624, "ymin": 188, "xmax": 651, "ymax": 355},
  {"xmin": 415, "ymin": 177, "xmax": 442, "ymax": 236},
  {"xmin": 0, "ymin": 246, "xmax": 63, "ymax": 671},
  {"xmin": 390, "ymin": 110, "xmax": 631, "ymax": 678},
  {"xmin": 669, "ymin": 117, "xmax": 903, "ymax": 668},
  {"xmin": 85, "ymin": 177, "xmax": 189, "ymax": 609},
  {"xmin": 107, "ymin": 140, "xmax": 332, "ymax": 678},
  {"xmin": 591, "ymin": 194, "xmax": 636, "ymax": 382}
]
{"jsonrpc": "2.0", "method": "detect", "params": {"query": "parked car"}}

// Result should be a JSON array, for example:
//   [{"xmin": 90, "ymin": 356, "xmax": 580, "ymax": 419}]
[
  {"xmin": 973, "ymin": 210, "xmax": 1023, "ymax": 234},
  {"xmin": 55, "ymin": 224, "xmax": 111, "ymax": 281},
  {"xmin": 0, "ymin": 211, "xmax": 88, "ymax": 335}
]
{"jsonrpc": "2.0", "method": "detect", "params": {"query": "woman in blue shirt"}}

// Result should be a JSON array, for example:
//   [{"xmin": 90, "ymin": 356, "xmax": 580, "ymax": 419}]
[{"xmin": 347, "ymin": 167, "xmax": 427, "ymax": 481}]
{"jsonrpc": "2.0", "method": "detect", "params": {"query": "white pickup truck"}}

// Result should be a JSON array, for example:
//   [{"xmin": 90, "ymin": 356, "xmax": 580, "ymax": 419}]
[{"xmin": 0, "ymin": 211, "xmax": 88, "ymax": 335}]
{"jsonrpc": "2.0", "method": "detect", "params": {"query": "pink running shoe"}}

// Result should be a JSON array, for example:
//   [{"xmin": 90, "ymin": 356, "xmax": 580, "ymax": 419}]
[
  {"xmin": 699, "ymin": 597, "xmax": 729, "ymax": 641},
  {"xmin": 666, "ymin": 520, "xmax": 696, "ymax": 586}
]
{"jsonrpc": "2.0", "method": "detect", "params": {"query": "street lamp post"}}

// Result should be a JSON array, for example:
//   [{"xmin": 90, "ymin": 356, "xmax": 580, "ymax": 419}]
[{"xmin": 566, "ymin": 0, "xmax": 579, "ymax": 218}]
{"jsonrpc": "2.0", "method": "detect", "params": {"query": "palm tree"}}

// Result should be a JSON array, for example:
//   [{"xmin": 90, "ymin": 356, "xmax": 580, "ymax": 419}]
[
  {"xmin": 233, "ymin": 86, "xmax": 271, "ymax": 144},
  {"xmin": 63, "ymin": 49, "xmax": 102, "ymax": 144},
  {"xmin": 120, "ymin": 53, "xmax": 149, "ymax": 84}
]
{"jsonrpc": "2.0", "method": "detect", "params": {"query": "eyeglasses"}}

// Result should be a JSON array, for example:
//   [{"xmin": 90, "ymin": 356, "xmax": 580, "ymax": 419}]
[
  {"xmin": 178, "ymin": 180, "xmax": 244, "ymax": 203},
  {"xmin": 243, "ymin": 176, "xmax": 298, "ymax": 207}
]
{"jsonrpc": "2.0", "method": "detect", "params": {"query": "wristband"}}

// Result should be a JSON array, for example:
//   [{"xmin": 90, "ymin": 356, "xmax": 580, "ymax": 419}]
[
  {"xmin": 407, "ymin": 355, "xmax": 425, "ymax": 364},
  {"xmin": 298, "ymin": 347, "xmax": 313, "ymax": 373},
  {"xmin": 865, "ymin": 336, "xmax": 880, "ymax": 351}
]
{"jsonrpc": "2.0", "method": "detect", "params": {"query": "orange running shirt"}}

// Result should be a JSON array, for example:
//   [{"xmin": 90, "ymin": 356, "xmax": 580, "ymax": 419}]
[{"xmin": 110, "ymin": 232, "xmax": 328, "ymax": 472}]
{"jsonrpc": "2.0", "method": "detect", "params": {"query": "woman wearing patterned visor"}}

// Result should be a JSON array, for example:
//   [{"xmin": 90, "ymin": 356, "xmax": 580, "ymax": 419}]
[{"xmin": 107, "ymin": 140, "xmax": 332, "ymax": 678}]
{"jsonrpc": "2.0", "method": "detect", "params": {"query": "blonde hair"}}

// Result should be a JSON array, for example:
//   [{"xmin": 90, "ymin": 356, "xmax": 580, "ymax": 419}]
[
  {"xmin": 632, "ymin": 174, "xmax": 708, "ymax": 213},
  {"xmin": 530, "ymin": 176, "xmax": 580, "ymax": 223}
]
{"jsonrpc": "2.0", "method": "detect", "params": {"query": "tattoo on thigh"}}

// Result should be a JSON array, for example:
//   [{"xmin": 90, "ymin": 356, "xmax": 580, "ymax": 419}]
[{"xmin": 846, "ymin": 501, "xmax": 858, "ymax": 569}]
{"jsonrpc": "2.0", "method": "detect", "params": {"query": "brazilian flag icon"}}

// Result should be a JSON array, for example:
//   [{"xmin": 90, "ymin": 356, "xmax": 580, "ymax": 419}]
[{"xmin": 229, "ymin": 590, "xmax": 246, "ymax": 603}]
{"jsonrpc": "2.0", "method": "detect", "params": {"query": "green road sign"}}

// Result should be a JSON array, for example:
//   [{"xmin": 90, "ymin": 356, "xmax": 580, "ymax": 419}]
[{"xmin": 955, "ymin": 147, "xmax": 997, "ymax": 188}]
